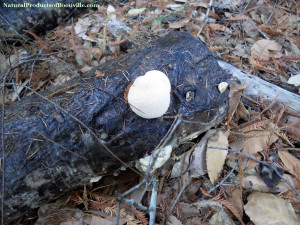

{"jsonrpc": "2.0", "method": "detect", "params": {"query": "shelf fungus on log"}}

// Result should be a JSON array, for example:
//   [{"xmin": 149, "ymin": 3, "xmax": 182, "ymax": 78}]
[{"xmin": 0, "ymin": 31, "xmax": 230, "ymax": 222}]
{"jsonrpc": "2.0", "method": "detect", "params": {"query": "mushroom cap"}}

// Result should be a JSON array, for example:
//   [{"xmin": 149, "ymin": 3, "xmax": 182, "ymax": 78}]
[{"xmin": 128, "ymin": 70, "xmax": 171, "ymax": 119}]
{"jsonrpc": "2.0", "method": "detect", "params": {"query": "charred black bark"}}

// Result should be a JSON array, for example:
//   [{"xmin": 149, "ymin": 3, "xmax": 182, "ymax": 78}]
[{"xmin": 0, "ymin": 31, "xmax": 230, "ymax": 222}]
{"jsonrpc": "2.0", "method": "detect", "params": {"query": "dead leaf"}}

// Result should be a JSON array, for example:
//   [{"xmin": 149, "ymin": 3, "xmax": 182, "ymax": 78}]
[
  {"xmin": 74, "ymin": 17, "xmax": 92, "ymax": 38},
  {"xmin": 244, "ymin": 192, "xmax": 299, "ymax": 225},
  {"xmin": 208, "ymin": 24, "xmax": 232, "ymax": 34},
  {"xmin": 229, "ymin": 133, "xmax": 245, "ymax": 152},
  {"xmin": 107, "ymin": 5, "xmax": 116, "ymax": 20},
  {"xmin": 167, "ymin": 215, "xmax": 183, "ymax": 225},
  {"xmin": 190, "ymin": 130, "xmax": 218, "ymax": 177},
  {"xmin": 242, "ymin": 21, "xmax": 260, "ymax": 38},
  {"xmin": 278, "ymin": 150, "xmax": 300, "ymax": 177},
  {"xmin": 285, "ymin": 116, "xmax": 300, "ymax": 141},
  {"xmin": 52, "ymin": 75, "xmax": 71, "ymax": 86},
  {"xmin": 226, "ymin": 14, "xmax": 252, "ymax": 21},
  {"xmin": 232, "ymin": 43, "xmax": 249, "ymax": 58},
  {"xmin": 193, "ymin": 200, "xmax": 235, "ymax": 225},
  {"xmin": 127, "ymin": 8, "xmax": 146, "ymax": 16},
  {"xmin": 86, "ymin": 215, "xmax": 113, "ymax": 225},
  {"xmin": 251, "ymin": 39, "xmax": 282, "ymax": 61},
  {"xmin": 229, "ymin": 82, "xmax": 247, "ymax": 118},
  {"xmin": 228, "ymin": 188, "xmax": 243, "ymax": 217},
  {"xmin": 237, "ymin": 101, "xmax": 250, "ymax": 121},
  {"xmin": 209, "ymin": 208, "xmax": 236, "ymax": 225},
  {"xmin": 169, "ymin": 18, "xmax": 190, "ymax": 29},
  {"xmin": 288, "ymin": 74, "xmax": 300, "ymax": 86},
  {"xmin": 243, "ymin": 174, "xmax": 295, "ymax": 193},
  {"xmin": 242, "ymin": 130, "xmax": 278, "ymax": 155},
  {"xmin": 206, "ymin": 130, "xmax": 229, "ymax": 184}
]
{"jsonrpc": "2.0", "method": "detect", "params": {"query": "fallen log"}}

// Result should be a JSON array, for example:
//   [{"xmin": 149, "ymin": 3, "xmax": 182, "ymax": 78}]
[
  {"xmin": 0, "ymin": 31, "xmax": 230, "ymax": 222},
  {"xmin": 218, "ymin": 60, "xmax": 300, "ymax": 116}
]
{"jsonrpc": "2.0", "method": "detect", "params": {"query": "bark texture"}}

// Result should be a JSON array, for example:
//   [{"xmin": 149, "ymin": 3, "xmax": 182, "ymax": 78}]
[{"xmin": 1, "ymin": 31, "xmax": 230, "ymax": 222}]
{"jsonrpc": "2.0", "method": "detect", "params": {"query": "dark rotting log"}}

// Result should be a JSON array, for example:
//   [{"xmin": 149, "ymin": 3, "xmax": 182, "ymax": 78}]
[{"xmin": 0, "ymin": 31, "xmax": 230, "ymax": 222}]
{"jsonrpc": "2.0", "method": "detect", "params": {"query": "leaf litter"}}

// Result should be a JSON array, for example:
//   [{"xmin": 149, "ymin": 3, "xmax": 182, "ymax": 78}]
[{"xmin": 1, "ymin": 0, "xmax": 300, "ymax": 225}]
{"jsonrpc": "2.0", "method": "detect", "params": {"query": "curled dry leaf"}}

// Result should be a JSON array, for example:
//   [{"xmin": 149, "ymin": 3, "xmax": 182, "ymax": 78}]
[
  {"xmin": 278, "ymin": 150, "xmax": 300, "ymax": 178},
  {"xmin": 229, "ymin": 82, "xmax": 247, "ymax": 118},
  {"xmin": 206, "ymin": 130, "xmax": 229, "ymax": 184},
  {"xmin": 190, "ymin": 129, "xmax": 218, "ymax": 178},
  {"xmin": 244, "ymin": 192, "xmax": 299, "ymax": 225},
  {"xmin": 171, "ymin": 129, "xmax": 217, "ymax": 178},
  {"xmin": 242, "ymin": 129, "xmax": 278, "ymax": 156},
  {"xmin": 250, "ymin": 39, "xmax": 282, "ymax": 61},
  {"xmin": 237, "ymin": 101, "xmax": 250, "ymax": 121}
]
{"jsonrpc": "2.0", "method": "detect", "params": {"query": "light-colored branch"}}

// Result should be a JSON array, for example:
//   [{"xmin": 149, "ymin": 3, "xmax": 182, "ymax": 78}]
[{"xmin": 218, "ymin": 60, "xmax": 300, "ymax": 116}]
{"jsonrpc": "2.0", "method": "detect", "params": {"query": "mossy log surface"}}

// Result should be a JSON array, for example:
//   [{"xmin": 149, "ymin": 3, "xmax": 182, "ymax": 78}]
[{"xmin": 0, "ymin": 31, "xmax": 230, "ymax": 222}]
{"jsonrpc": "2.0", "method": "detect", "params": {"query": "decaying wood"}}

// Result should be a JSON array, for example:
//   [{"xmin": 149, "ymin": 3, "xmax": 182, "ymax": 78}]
[
  {"xmin": 218, "ymin": 60, "xmax": 300, "ymax": 116},
  {"xmin": 1, "ymin": 32, "xmax": 230, "ymax": 222}
]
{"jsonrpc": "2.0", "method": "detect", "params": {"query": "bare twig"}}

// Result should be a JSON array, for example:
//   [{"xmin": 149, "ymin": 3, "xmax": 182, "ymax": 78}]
[
  {"xmin": 197, "ymin": 0, "xmax": 214, "ymax": 37},
  {"xmin": 149, "ymin": 179, "xmax": 158, "ymax": 225},
  {"xmin": 123, "ymin": 199, "xmax": 148, "ymax": 211},
  {"xmin": 199, "ymin": 161, "xmax": 238, "ymax": 201},
  {"xmin": 169, "ymin": 179, "xmax": 191, "ymax": 214},
  {"xmin": 114, "ymin": 201, "xmax": 121, "ymax": 225},
  {"xmin": 247, "ymin": 19, "xmax": 270, "ymax": 40}
]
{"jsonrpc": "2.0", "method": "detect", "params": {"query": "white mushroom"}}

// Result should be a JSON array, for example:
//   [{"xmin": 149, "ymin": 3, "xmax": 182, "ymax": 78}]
[
  {"xmin": 128, "ymin": 70, "xmax": 171, "ymax": 119},
  {"xmin": 218, "ymin": 82, "xmax": 229, "ymax": 93}
]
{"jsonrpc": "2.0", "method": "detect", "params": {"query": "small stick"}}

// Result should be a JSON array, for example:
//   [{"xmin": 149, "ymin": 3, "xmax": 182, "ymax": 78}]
[
  {"xmin": 149, "ymin": 179, "xmax": 158, "ymax": 225},
  {"xmin": 169, "ymin": 179, "xmax": 190, "ymax": 214},
  {"xmin": 199, "ymin": 161, "xmax": 238, "ymax": 201},
  {"xmin": 197, "ymin": 0, "xmax": 214, "ymax": 37}
]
